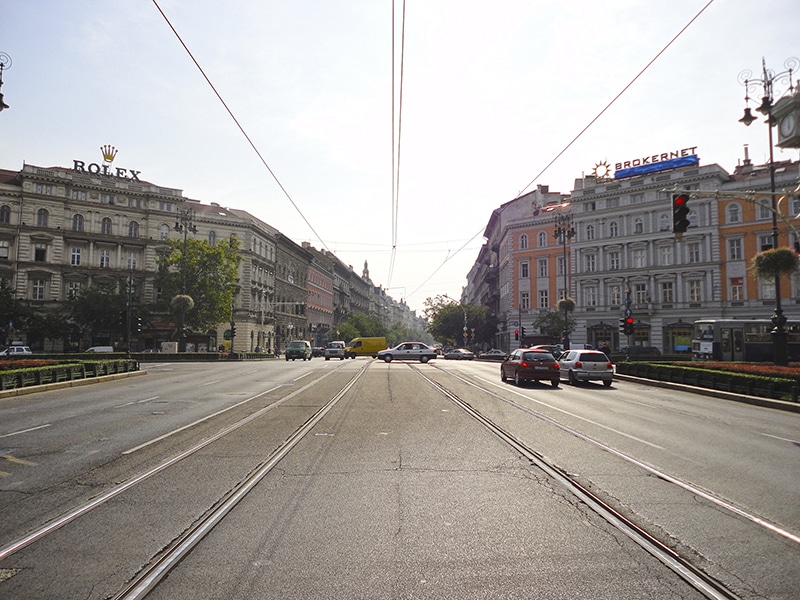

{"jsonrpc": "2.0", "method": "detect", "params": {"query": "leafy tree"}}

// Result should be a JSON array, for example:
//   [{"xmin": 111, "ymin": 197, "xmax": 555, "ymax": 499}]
[
  {"xmin": 423, "ymin": 295, "xmax": 495, "ymax": 348},
  {"xmin": 340, "ymin": 312, "xmax": 387, "ymax": 338},
  {"xmin": 532, "ymin": 308, "xmax": 575, "ymax": 342},
  {"xmin": 68, "ymin": 285, "xmax": 128, "ymax": 345},
  {"xmin": 337, "ymin": 322, "xmax": 359, "ymax": 343},
  {"xmin": 156, "ymin": 236, "xmax": 241, "ymax": 333}
]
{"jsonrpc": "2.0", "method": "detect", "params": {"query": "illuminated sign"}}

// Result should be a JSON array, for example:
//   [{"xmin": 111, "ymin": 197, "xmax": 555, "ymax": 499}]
[{"xmin": 614, "ymin": 146, "xmax": 698, "ymax": 179}]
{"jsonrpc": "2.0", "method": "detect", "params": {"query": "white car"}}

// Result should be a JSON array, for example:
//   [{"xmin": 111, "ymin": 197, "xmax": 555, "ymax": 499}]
[
  {"xmin": 377, "ymin": 342, "xmax": 438, "ymax": 363},
  {"xmin": 324, "ymin": 341, "xmax": 345, "ymax": 360},
  {"xmin": 0, "ymin": 345, "xmax": 32, "ymax": 356},
  {"xmin": 559, "ymin": 350, "xmax": 613, "ymax": 387}
]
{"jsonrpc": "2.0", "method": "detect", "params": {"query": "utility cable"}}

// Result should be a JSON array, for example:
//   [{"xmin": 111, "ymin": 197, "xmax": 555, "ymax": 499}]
[{"xmin": 151, "ymin": 0, "xmax": 332, "ymax": 254}]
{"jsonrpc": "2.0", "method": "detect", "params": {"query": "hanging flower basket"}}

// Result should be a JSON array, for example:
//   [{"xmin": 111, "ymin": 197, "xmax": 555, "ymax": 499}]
[{"xmin": 749, "ymin": 248, "xmax": 800, "ymax": 280}]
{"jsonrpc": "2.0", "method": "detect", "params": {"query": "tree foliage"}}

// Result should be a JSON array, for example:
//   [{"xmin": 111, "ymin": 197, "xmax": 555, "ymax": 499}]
[
  {"xmin": 423, "ymin": 295, "xmax": 495, "ymax": 348},
  {"xmin": 532, "ymin": 309, "xmax": 575, "ymax": 341},
  {"xmin": 156, "ymin": 236, "xmax": 241, "ymax": 332},
  {"xmin": 68, "ymin": 284, "xmax": 128, "ymax": 341},
  {"xmin": 339, "ymin": 312, "xmax": 387, "ymax": 339}
]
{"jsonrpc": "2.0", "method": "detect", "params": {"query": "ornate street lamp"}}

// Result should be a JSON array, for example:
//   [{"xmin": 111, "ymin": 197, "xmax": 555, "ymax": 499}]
[
  {"xmin": 553, "ymin": 209, "xmax": 576, "ymax": 350},
  {"xmin": 173, "ymin": 206, "xmax": 197, "ymax": 352},
  {"xmin": 0, "ymin": 52, "xmax": 11, "ymax": 112},
  {"xmin": 738, "ymin": 57, "xmax": 799, "ymax": 366}
]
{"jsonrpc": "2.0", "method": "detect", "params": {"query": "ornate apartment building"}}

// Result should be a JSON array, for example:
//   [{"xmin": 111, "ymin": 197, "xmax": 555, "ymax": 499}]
[
  {"xmin": 0, "ymin": 158, "xmax": 423, "ymax": 352},
  {"xmin": 465, "ymin": 150, "xmax": 800, "ymax": 353}
]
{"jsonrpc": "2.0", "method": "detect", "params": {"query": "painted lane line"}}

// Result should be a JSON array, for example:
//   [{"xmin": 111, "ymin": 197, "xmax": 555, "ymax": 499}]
[
  {"xmin": 0, "ymin": 424, "xmax": 52, "ymax": 439},
  {"xmin": 115, "ymin": 396, "xmax": 160, "ymax": 409}
]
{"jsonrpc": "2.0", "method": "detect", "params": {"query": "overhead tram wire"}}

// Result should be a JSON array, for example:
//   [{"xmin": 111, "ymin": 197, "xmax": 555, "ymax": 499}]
[
  {"xmin": 516, "ymin": 0, "xmax": 716, "ymax": 198},
  {"xmin": 387, "ymin": 0, "xmax": 406, "ymax": 289},
  {"xmin": 151, "ymin": 0, "xmax": 332, "ymax": 254},
  {"xmin": 408, "ymin": 0, "xmax": 717, "ymax": 302}
]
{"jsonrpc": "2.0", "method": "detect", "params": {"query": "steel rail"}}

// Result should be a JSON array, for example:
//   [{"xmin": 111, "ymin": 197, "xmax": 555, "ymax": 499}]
[
  {"xmin": 413, "ymin": 365, "xmax": 739, "ymax": 600},
  {"xmin": 112, "ymin": 361, "xmax": 371, "ymax": 600},
  {"xmin": 0, "ymin": 364, "xmax": 346, "ymax": 561}
]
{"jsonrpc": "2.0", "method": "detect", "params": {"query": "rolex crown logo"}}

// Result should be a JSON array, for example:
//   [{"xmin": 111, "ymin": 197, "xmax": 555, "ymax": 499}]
[{"xmin": 100, "ymin": 144, "xmax": 118, "ymax": 164}]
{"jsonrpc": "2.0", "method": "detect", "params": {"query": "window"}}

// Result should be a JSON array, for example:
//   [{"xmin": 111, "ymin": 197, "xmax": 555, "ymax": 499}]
[
  {"xmin": 634, "ymin": 218, "xmax": 644, "ymax": 234},
  {"xmin": 635, "ymin": 283, "xmax": 648, "ymax": 305},
  {"xmin": 659, "ymin": 214, "xmax": 669, "ymax": 231},
  {"xmin": 208, "ymin": 230, "xmax": 217, "ymax": 245},
  {"xmin": 606, "ymin": 198, "xmax": 619, "ymax": 209},
  {"xmin": 99, "ymin": 249, "xmax": 110, "ymax": 268},
  {"xmin": 538, "ymin": 258, "xmax": 548, "ymax": 278},
  {"xmin": 633, "ymin": 248, "xmax": 645, "ymax": 268},
  {"xmin": 70, "ymin": 247, "xmax": 81, "ymax": 266},
  {"xmin": 608, "ymin": 251, "xmax": 620, "ymax": 271},
  {"xmin": 687, "ymin": 242, "xmax": 700, "ymax": 263},
  {"xmin": 68, "ymin": 281, "xmax": 82, "ymax": 299},
  {"xmin": 128, "ymin": 221, "xmax": 139, "ymax": 238},
  {"xmin": 159, "ymin": 224, "xmax": 170, "ymax": 240},
  {"xmin": 727, "ymin": 204, "xmax": 741, "ymax": 223},
  {"xmin": 538, "ymin": 289, "xmax": 549, "ymax": 309},
  {"xmin": 0, "ymin": 240, "xmax": 9, "ymax": 259},
  {"xmin": 660, "ymin": 246, "xmax": 672, "ymax": 266},
  {"xmin": 758, "ymin": 234, "xmax": 773, "ymax": 252},
  {"xmin": 688, "ymin": 280, "xmax": 702, "ymax": 303},
  {"xmin": 609, "ymin": 221, "xmax": 619, "ymax": 237},
  {"xmin": 584, "ymin": 285, "xmax": 597, "ymax": 306},
  {"xmin": 609, "ymin": 285, "xmax": 622, "ymax": 306},
  {"xmin": 557, "ymin": 255, "xmax": 566, "ymax": 277},
  {"xmin": 584, "ymin": 201, "xmax": 596, "ymax": 212},
  {"xmin": 760, "ymin": 278, "xmax": 776, "ymax": 299},
  {"xmin": 31, "ymin": 279, "xmax": 46, "ymax": 300},
  {"xmin": 728, "ymin": 238, "xmax": 743, "ymax": 261},
  {"xmin": 159, "ymin": 201, "xmax": 173, "ymax": 212},
  {"xmin": 128, "ymin": 197, "xmax": 141, "ymax": 208},
  {"xmin": 101, "ymin": 194, "xmax": 115, "ymax": 205},
  {"xmin": 660, "ymin": 281, "xmax": 674, "ymax": 303},
  {"xmin": 37, "ymin": 208, "xmax": 49, "ymax": 227},
  {"xmin": 0, "ymin": 205, "xmax": 10, "ymax": 224},
  {"xmin": 101, "ymin": 217, "xmax": 113, "ymax": 235},
  {"xmin": 586, "ymin": 224, "xmax": 595, "ymax": 240},
  {"xmin": 127, "ymin": 252, "xmax": 137, "ymax": 270},
  {"xmin": 520, "ymin": 234, "xmax": 528, "ymax": 249},
  {"xmin": 730, "ymin": 277, "xmax": 743, "ymax": 301},
  {"xmin": 70, "ymin": 189, "xmax": 88, "ymax": 201},
  {"xmin": 72, "ymin": 213, "xmax": 84, "ymax": 232},
  {"xmin": 34, "ymin": 243, "xmax": 47, "ymax": 262},
  {"xmin": 584, "ymin": 254, "xmax": 596, "ymax": 272},
  {"xmin": 631, "ymin": 193, "xmax": 645, "ymax": 204},
  {"xmin": 520, "ymin": 292, "xmax": 530, "ymax": 310},
  {"xmin": 757, "ymin": 199, "xmax": 772, "ymax": 220},
  {"xmin": 35, "ymin": 183, "xmax": 52, "ymax": 195},
  {"xmin": 520, "ymin": 261, "xmax": 529, "ymax": 279},
  {"xmin": 538, "ymin": 231, "xmax": 548, "ymax": 248}
]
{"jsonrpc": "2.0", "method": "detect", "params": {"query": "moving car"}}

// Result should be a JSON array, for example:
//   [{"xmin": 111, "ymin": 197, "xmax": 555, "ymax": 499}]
[
  {"xmin": 324, "ymin": 341, "xmax": 346, "ymax": 360},
  {"xmin": 312, "ymin": 346, "xmax": 325, "ymax": 357},
  {"xmin": 345, "ymin": 337, "xmax": 387, "ymax": 359},
  {"xmin": 0, "ymin": 345, "xmax": 32, "ymax": 356},
  {"xmin": 558, "ymin": 350, "xmax": 613, "ymax": 386},
  {"xmin": 444, "ymin": 348, "xmax": 475, "ymax": 360},
  {"xmin": 531, "ymin": 344, "xmax": 564, "ymax": 358},
  {"xmin": 377, "ymin": 342, "xmax": 437, "ymax": 363},
  {"xmin": 285, "ymin": 340, "xmax": 312, "ymax": 361},
  {"xmin": 481, "ymin": 349, "xmax": 507, "ymax": 357},
  {"xmin": 85, "ymin": 346, "xmax": 114, "ymax": 353},
  {"xmin": 501, "ymin": 348, "xmax": 560, "ymax": 387}
]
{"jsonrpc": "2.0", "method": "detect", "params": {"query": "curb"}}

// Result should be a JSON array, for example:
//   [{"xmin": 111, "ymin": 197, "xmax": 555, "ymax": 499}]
[{"xmin": 0, "ymin": 369, "xmax": 147, "ymax": 401}]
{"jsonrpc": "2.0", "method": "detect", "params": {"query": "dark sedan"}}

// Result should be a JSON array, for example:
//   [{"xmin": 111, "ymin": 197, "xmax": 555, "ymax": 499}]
[{"xmin": 501, "ymin": 348, "xmax": 560, "ymax": 387}]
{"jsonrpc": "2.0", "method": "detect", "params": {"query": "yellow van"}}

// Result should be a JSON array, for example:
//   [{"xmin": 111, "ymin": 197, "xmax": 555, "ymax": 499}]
[{"xmin": 345, "ymin": 337, "xmax": 387, "ymax": 359}]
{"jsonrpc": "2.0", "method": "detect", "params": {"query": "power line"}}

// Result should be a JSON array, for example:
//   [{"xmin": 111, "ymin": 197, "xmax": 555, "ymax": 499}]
[{"xmin": 151, "ymin": 0, "xmax": 332, "ymax": 254}]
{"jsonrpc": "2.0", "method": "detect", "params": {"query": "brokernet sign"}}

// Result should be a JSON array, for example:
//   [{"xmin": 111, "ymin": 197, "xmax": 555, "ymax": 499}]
[{"xmin": 614, "ymin": 146, "xmax": 698, "ymax": 179}]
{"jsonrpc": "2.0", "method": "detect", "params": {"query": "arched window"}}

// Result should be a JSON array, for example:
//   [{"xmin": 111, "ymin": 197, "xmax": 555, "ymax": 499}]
[
  {"xmin": 0, "ymin": 205, "xmax": 10, "ymax": 224},
  {"xmin": 159, "ymin": 224, "xmax": 170, "ymax": 240},
  {"xmin": 72, "ymin": 213, "xmax": 84, "ymax": 232},
  {"xmin": 208, "ymin": 230, "xmax": 217, "ymax": 245},
  {"xmin": 101, "ymin": 217, "xmax": 113, "ymax": 235},
  {"xmin": 586, "ymin": 224, "xmax": 595, "ymax": 240},
  {"xmin": 37, "ymin": 208, "xmax": 49, "ymax": 227},
  {"xmin": 128, "ymin": 220, "xmax": 139, "ymax": 238},
  {"xmin": 520, "ymin": 234, "xmax": 528, "ymax": 249},
  {"xmin": 537, "ymin": 231, "xmax": 547, "ymax": 248},
  {"xmin": 609, "ymin": 221, "xmax": 618, "ymax": 237}
]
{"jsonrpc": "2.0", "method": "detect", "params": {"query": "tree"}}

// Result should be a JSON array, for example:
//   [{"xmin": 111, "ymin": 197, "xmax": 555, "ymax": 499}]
[
  {"xmin": 339, "ymin": 312, "xmax": 387, "ymax": 338},
  {"xmin": 532, "ymin": 309, "xmax": 575, "ymax": 342},
  {"xmin": 750, "ymin": 247, "xmax": 800, "ymax": 280},
  {"xmin": 156, "ymin": 236, "xmax": 241, "ymax": 334},
  {"xmin": 68, "ymin": 285, "xmax": 128, "ymax": 346},
  {"xmin": 423, "ymin": 295, "xmax": 495, "ymax": 348}
]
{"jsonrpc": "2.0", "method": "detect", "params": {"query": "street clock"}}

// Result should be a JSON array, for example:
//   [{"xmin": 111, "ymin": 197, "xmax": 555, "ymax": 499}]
[{"xmin": 773, "ymin": 92, "xmax": 800, "ymax": 148}]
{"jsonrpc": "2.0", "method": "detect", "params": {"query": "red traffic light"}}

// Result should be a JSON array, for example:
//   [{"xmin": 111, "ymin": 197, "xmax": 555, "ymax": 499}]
[
  {"xmin": 625, "ymin": 317, "xmax": 634, "ymax": 325},
  {"xmin": 673, "ymin": 196, "xmax": 686, "ymax": 206}
]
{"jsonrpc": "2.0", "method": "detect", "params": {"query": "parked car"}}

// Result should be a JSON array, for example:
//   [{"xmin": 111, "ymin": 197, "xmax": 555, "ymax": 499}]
[
  {"xmin": 377, "ymin": 342, "xmax": 438, "ymax": 363},
  {"xmin": 480, "ymin": 349, "xmax": 507, "ymax": 358},
  {"xmin": 285, "ymin": 340, "xmax": 312, "ymax": 361},
  {"xmin": 0, "ymin": 345, "xmax": 32, "ymax": 356},
  {"xmin": 444, "ymin": 348, "xmax": 475, "ymax": 360},
  {"xmin": 501, "ymin": 348, "xmax": 560, "ymax": 387},
  {"xmin": 324, "ymin": 341, "xmax": 346, "ymax": 360},
  {"xmin": 85, "ymin": 346, "xmax": 114, "ymax": 353},
  {"xmin": 559, "ymin": 350, "xmax": 613, "ymax": 386}
]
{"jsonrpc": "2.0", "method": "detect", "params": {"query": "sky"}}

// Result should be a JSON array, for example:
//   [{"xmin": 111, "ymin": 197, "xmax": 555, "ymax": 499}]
[{"xmin": 1, "ymin": 1, "xmax": 799, "ymax": 316}]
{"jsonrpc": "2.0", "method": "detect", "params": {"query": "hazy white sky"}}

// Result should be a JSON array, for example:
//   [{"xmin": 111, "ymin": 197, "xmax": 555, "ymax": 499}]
[{"xmin": 2, "ymin": 1, "xmax": 799, "ymax": 314}]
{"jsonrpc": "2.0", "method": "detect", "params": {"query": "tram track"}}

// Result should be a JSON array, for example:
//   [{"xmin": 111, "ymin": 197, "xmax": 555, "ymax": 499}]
[{"xmin": 413, "ymin": 364, "xmax": 740, "ymax": 600}]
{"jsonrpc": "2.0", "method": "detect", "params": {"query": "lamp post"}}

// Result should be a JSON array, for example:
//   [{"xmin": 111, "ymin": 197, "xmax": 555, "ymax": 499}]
[
  {"xmin": 0, "ymin": 52, "xmax": 11, "ymax": 112},
  {"xmin": 553, "ymin": 210, "xmax": 576, "ymax": 350},
  {"xmin": 173, "ymin": 206, "xmax": 197, "ymax": 352},
  {"xmin": 738, "ymin": 57, "xmax": 798, "ymax": 366}
]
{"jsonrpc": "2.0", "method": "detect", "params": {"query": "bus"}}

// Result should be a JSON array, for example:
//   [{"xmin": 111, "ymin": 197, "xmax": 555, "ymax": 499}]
[{"xmin": 691, "ymin": 318, "xmax": 800, "ymax": 362}]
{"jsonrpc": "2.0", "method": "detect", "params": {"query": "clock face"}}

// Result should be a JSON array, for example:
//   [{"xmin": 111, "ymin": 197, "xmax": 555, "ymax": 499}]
[{"xmin": 780, "ymin": 113, "xmax": 796, "ymax": 137}]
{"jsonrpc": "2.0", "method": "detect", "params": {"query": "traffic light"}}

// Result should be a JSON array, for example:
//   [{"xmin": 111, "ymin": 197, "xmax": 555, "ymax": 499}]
[
  {"xmin": 520, "ymin": 326, "xmax": 526, "ymax": 338},
  {"xmin": 230, "ymin": 323, "xmax": 236, "ymax": 337},
  {"xmin": 136, "ymin": 316, "xmax": 143, "ymax": 333},
  {"xmin": 619, "ymin": 318, "xmax": 627, "ymax": 335},
  {"xmin": 514, "ymin": 329, "xmax": 519, "ymax": 340},
  {"xmin": 623, "ymin": 316, "xmax": 635, "ymax": 336},
  {"xmin": 672, "ymin": 194, "xmax": 690, "ymax": 234}
]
